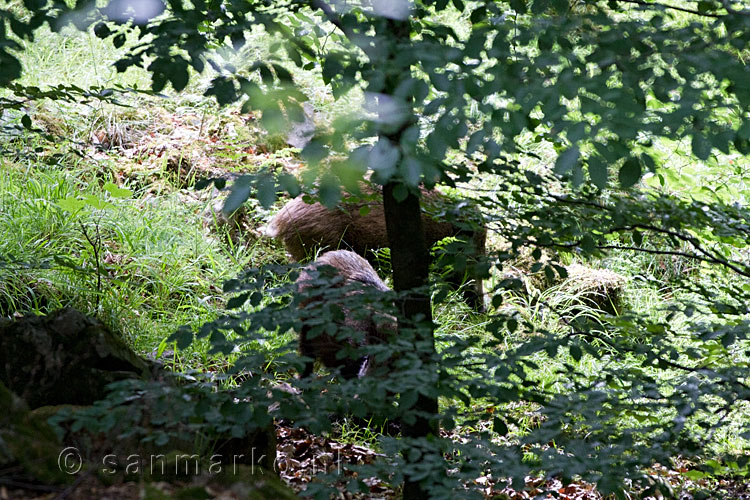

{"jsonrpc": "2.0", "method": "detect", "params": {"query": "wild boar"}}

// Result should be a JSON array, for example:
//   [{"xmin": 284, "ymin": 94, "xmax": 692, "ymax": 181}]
[
  {"xmin": 295, "ymin": 250, "xmax": 396, "ymax": 379},
  {"xmin": 267, "ymin": 185, "xmax": 486, "ymax": 310}
]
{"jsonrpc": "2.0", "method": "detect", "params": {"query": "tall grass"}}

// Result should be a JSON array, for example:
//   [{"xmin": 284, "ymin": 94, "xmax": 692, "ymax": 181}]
[
  {"xmin": 2, "ymin": 7, "xmax": 750, "ymax": 462},
  {"xmin": 0, "ymin": 153, "xmax": 284, "ymax": 355}
]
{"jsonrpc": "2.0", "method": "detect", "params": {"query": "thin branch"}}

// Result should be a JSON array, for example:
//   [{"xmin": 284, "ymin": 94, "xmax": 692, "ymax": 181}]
[
  {"xmin": 53, "ymin": 469, "xmax": 94, "ymax": 500},
  {"xmin": 597, "ymin": 244, "xmax": 707, "ymax": 262},
  {"xmin": 616, "ymin": 0, "xmax": 722, "ymax": 18},
  {"xmin": 529, "ymin": 296, "xmax": 750, "ymax": 393},
  {"xmin": 527, "ymin": 199, "xmax": 750, "ymax": 278},
  {"xmin": 547, "ymin": 193, "xmax": 608, "ymax": 210},
  {"xmin": 309, "ymin": 0, "xmax": 353, "ymax": 38},
  {"xmin": 0, "ymin": 478, "xmax": 62, "ymax": 493},
  {"xmin": 539, "ymin": 237, "xmax": 750, "ymax": 279},
  {"xmin": 565, "ymin": 329, "xmax": 750, "ymax": 392},
  {"xmin": 79, "ymin": 221, "xmax": 102, "ymax": 310},
  {"xmin": 620, "ymin": 223, "xmax": 750, "ymax": 278}
]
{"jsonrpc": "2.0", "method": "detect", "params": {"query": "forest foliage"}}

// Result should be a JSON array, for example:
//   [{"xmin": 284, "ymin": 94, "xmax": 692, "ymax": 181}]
[{"xmin": 3, "ymin": 0, "xmax": 750, "ymax": 498}]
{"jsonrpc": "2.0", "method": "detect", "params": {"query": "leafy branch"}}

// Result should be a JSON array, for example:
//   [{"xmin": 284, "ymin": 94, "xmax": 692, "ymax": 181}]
[{"xmin": 615, "ymin": 0, "xmax": 723, "ymax": 17}]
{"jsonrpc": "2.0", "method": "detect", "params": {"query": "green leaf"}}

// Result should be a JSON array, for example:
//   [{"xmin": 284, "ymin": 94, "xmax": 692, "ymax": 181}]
[
  {"xmin": 691, "ymin": 132, "xmax": 712, "ymax": 160},
  {"xmin": 554, "ymin": 146, "xmax": 579, "ymax": 175},
  {"xmin": 227, "ymin": 293, "xmax": 249, "ymax": 309},
  {"xmin": 103, "ymin": 182, "xmax": 132, "ymax": 198},
  {"xmin": 618, "ymin": 158, "xmax": 642, "ymax": 188},
  {"xmin": 640, "ymin": 152, "xmax": 656, "ymax": 172},
  {"xmin": 285, "ymin": 44, "xmax": 303, "ymax": 66},
  {"xmin": 493, "ymin": 417, "xmax": 508, "ymax": 436},
  {"xmin": 301, "ymin": 139, "xmax": 329, "ymax": 164},
  {"xmin": 94, "ymin": 22, "xmax": 111, "ymax": 39},
  {"xmin": 423, "ymin": 98, "xmax": 445, "ymax": 116},
  {"xmin": 545, "ymin": 343, "xmax": 559, "ymax": 357},
  {"xmin": 697, "ymin": 1, "xmax": 716, "ymax": 13},
  {"xmin": 23, "ymin": 0, "xmax": 45, "ymax": 9},
  {"xmin": 250, "ymin": 291, "xmax": 263, "ymax": 306},
  {"xmin": 256, "ymin": 175, "xmax": 276, "ymax": 208},
  {"xmin": 738, "ymin": 120, "xmax": 750, "ymax": 140},
  {"xmin": 580, "ymin": 234, "xmax": 596, "ymax": 253},
  {"xmin": 170, "ymin": 327, "xmax": 194, "ymax": 350},
  {"xmin": 543, "ymin": 265, "xmax": 555, "ymax": 283},
  {"xmin": 588, "ymin": 157, "xmax": 608, "ymax": 189},
  {"xmin": 683, "ymin": 470, "xmax": 707, "ymax": 481},
  {"xmin": 509, "ymin": 0, "xmax": 527, "ymax": 13},
  {"xmin": 57, "ymin": 197, "xmax": 87, "ymax": 213},
  {"xmin": 271, "ymin": 63, "xmax": 293, "ymax": 83},
  {"xmin": 319, "ymin": 181, "xmax": 341, "ymax": 208},
  {"xmin": 168, "ymin": 58, "xmax": 190, "ymax": 92},
  {"xmin": 196, "ymin": 178, "xmax": 226, "ymax": 190},
  {"xmin": 278, "ymin": 173, "xmax": 301, "ymax": 197},
  {"xmin": 393, "ymin": 183, "xmax": 408, "ymax": 202},
  {"xmin": 507, "ymin": 318, "xmax": 518, "ymax": 333},
  {"xmin": 470, "ymin": 7, "xmax": 487, "ymax": 24},
  {"xmin": 112, "ymin": 33, "xmax": 126, "ymax": 48},
  {"xmin": 83, "ymin": 194, "xmax": 113, "ymax": 210},
  {"xmin": 399, "ymin": 390, "xmax": 418, "ymax": 410},
  {"xmin": 322, "ymin": 57, "xmax": 343, "ymax": 85},
  {"xmin": 21, "ymin": 114, "xmax": 32, "ymax": 129},
  {"xmin": 570, "ymin": 344, "xmax": 582, "ymax": 362},
  {"xmin": 231, "ymin": 31, "xmax": 246, "ymax": 50},
  {"xmin": 369, "ymin": 138, "xmax": 400, "ymax": 179},
  {"xmin": 467, "ymin": 129, "xmax": 485, "ymax": 155},
  {"xmin": 224, "ymin": 177, "xmax": 252, "ymax": 214},
  {"xmin": 571, "ymin": 163, "xmax": 584, "ymax": 187},
  {"xmin": 399, "ymin": 156, "xmax": 423, "ymax": 187},
  {"xmin": 206, "ymin": 77, "xmax": 237, "ymax": 106},
  {"xmin": 492, "ymin": 295, "xmax": 504, "ymax": 308}
]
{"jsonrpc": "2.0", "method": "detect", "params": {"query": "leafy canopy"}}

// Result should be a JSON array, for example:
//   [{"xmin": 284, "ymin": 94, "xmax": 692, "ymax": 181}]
[{"xmin": 4, "ymin": 0, "xmax": 750, "ymax": 498}]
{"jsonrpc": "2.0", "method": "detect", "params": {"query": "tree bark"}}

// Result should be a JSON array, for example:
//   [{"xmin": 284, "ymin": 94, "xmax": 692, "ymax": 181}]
[
  {"xmin": 377, "ymin": 14, "xmax": 440, "ymax": 498},
  {"xmin": 382, "ymin": 183, "xmax": 439, "ymax": 499}
]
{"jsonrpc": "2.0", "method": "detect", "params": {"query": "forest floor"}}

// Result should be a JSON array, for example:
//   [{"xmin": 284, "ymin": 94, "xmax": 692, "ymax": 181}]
[
  {"xmin": 3, "ymin": 102, "xmax": 749, "ymax": 499},
  {"xmin": 2, "ymin": 18, "xmax": 750, "ymax": 497}
]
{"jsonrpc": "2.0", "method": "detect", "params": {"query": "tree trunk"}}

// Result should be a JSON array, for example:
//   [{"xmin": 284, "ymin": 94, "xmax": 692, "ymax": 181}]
[
  {"xmin": 381, "ymin": 17, "xmax": 439, "ymax": 500},
  {"xmin": 383, "ymin": 184, "xmax": 439, "ymax": 500}
]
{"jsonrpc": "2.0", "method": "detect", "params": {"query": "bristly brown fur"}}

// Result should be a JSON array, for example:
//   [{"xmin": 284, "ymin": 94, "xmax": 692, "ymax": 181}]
[
  {"xmin": 296, "ymin": 250, "xmax": 395, "ymax": 379},
  {"xmin": 267, "ymin": 185, "xmax": 487, "ymax": 310}
]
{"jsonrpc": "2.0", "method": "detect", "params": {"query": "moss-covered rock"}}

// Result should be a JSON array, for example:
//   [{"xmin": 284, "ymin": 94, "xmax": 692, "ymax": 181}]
[
  {"xmin": 562, "ymin": 263, "xmax": 627, "ymax": 315},
  {"xmin": 0, "ymin": 308, "xmax": 154, "ymax": 408},
  {"xmin": 0, "ymin": 381, "xmax": 72, "ymax": 485},
  {"xmin": 139, "ymin": 472, "xmax": 299, "ymax": 500},
  {"xmin": 208, "ymin": 464, "xmax": 299, "ymax": 500},
  {"xmin": 0, "ymin": 309, "xmax": 285, "ymax": 497},
  {"xmin": 135, "ymin": 461, "xmax": 299, "ymax": 499}
]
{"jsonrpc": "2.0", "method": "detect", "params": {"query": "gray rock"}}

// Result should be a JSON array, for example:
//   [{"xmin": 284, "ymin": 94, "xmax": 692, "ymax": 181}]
[
  {"xmin": 285, "ymin": 102, "xmax": 316, "ymax": 149},
  {"xmin": 0, "ymin": 308, "xmax": 154, "ymax": 408}
]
